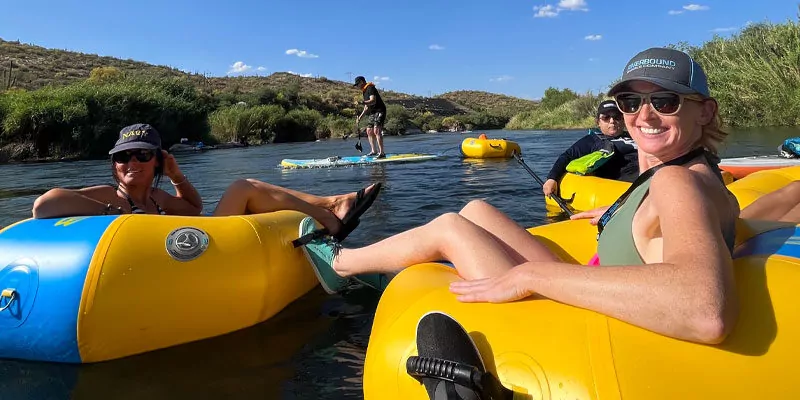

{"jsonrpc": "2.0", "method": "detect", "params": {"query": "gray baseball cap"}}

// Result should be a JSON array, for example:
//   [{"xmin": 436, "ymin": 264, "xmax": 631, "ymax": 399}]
[{"xmin": 608, "ymin": 48, "xmax": 710, "ymax": 97}]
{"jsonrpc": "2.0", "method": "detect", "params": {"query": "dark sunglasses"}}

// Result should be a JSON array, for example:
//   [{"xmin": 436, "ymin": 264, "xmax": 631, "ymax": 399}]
[
  {"xmin": 614, "ymin": 91, "xmax": 705, "ymax": 116},
  {"xmin": 598, "ymin": 114, "xmax": 622, "ymax": 122},
  {"xmin": 112, "ymin": 150, "xmax": 155, "ymax": 163}
]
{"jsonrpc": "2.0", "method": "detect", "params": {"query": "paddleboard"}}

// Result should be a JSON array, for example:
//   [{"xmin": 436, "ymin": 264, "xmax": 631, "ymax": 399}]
[
  {"xmin": 719, "ymin": 155, "xmax": 800, "ymax": 179},
  {"xmin": 280, "ymin": 153, "xmax": 442, "ymax": 169}
]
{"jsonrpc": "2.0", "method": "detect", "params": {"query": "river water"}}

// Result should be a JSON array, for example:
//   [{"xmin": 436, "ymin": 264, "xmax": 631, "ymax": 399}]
[{"xmin": 0, "ymin": 127, "xmax": 797, "ymax": 399}]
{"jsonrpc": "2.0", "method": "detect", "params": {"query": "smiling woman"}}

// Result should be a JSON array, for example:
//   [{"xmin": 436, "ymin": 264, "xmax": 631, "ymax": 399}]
[
  {"xmin": 300, "ymin": 47, "xmax": 742, "ymax": 346},
  {"xmin": 31, "ymin": 123, "xmax": 383, "ymax": 243}
]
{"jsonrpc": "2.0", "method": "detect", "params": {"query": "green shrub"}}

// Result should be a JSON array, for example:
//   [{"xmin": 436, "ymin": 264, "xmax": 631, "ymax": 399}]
[
  {"xmin": 317, "ymin": 115, "xmax": 354, "ymax": 139},
  {"xmin": 88, "ymin": 66, "xmax": 124, "ymax": 83},
  {"xmin": 383, "ymin": 104, "xmax": 411, "ymax": 135},
  {"xmin": 0, "ymin": 77, "xmax": 211, "ymax": 159},
  {"xmin": 209, "ymin": 104, "xmax": 285, "ymax": 143},
  {"xmin": 506, "ymin": 98, "xmax": 594, "ymax": 130},
  {"xmin": 273, "ymin": 108, "xmax": 322, "ymax": 143},
  {"xmin": 539, "ymin": 87, "xmax": 579, "ymax": 110}
]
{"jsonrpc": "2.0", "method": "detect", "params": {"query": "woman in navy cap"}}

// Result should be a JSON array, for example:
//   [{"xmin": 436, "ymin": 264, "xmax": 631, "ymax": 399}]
[
  {"xmin": 542, "ymin": 99, "xmax": 639, "ymax": 197},
  {"xmin": 32, "ymin": 123, "xmax": 381, "ymax": 243},
  {"xmin": 300, "ymin": 47, "xmax": 743, "ymax": 346}
]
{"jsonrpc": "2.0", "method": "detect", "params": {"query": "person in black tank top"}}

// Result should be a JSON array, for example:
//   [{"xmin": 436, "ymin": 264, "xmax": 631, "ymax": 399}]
[
  {"xmin": 354, "ymin": 76, "xmax": 388, "ymax": 158},
  {"xmin": 32, "ymin": 123, "xmax": 383, "ymax": 245}
]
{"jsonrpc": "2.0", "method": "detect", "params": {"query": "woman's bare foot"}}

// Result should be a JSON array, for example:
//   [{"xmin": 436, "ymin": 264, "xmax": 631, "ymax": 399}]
[{"xmin": 331, "ymin": 183, "xmax": 379, "ymax": 222}]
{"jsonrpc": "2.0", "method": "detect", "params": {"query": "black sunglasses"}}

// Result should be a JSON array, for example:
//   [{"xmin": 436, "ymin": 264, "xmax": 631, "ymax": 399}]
[
  {"xmin": 598, "ymin": 114, "xmax": 622, "ymax": 122},
  {"xmin": 112, "ymin": 150, "xmax": 155, "ymax": 164},
  {"xmin": 614, "ymin": 91, "xmax": 705, "ymax": 116}
]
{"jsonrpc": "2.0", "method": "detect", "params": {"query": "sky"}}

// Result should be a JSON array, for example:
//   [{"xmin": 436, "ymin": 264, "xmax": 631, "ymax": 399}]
[{"xmin": 0, "ymin": 0, "xmax": 796, "ymax": 100}]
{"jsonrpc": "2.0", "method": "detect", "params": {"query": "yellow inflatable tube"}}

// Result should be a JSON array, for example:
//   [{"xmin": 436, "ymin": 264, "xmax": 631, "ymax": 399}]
[
  {"xmin": 78, "ymin": 211, "xmax": 318, "ymax": 362},
  {"xmin": 545, "ymin": 166, "xmax": 790, "ymax": 213},
  {"xmin": 460, "ymin": 137, "xmax": 521, "ymax": 159},
  {"xmin": 364, "ymin": 168, "xmax": 800, "ymax": 399},
  {"xmin": 0, "ymin": 210, "xmax": 317, "ymax": 363},
  {"xmin": 363, "ymin": 217, "xmax": 800, "ymax": 399}
]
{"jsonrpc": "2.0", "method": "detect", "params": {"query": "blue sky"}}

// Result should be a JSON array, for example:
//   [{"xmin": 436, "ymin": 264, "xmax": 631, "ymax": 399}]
[{"xmin": 1, "ymin": 0, "xmax": 796, "ymax": 99}]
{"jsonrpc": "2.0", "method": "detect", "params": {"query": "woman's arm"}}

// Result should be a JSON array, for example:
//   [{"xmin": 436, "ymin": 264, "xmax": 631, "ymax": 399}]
[
  {"xmin": 451, "ymin": 167, "xmax": 739, "ymax": 344},
  {"xmin": 159, "ymin": 151, "xmax": 203, "ymax": 216},
  {"xmin": 158, "ymin": 175, "xmax": 203, "ymax": 216},
  {"xmin": 32, "ymin": 186, "xmax": 119, "ymax": 219}
]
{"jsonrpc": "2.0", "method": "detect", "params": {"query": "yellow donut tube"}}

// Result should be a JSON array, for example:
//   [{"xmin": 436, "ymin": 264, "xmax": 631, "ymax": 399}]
[
  {"xmin": 76, "ymin": 211, "xmax": 317, "ymax": 362},
  {"xmin": 461, "ymin": 137, "xmax": 521, "ymax": 159},
  {"xmin": 363, "ymin": 217, "xmax": 800, "ymax": 399}
]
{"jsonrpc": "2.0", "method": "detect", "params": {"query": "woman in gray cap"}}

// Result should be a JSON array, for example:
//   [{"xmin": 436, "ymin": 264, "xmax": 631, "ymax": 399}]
[
  {"xmin": 300, "ymin": 47, "xmax": 742, "ymax": 346},
  {"xmin": 31, "ymin": 123, "xmax": 381, "ymax": 243}
]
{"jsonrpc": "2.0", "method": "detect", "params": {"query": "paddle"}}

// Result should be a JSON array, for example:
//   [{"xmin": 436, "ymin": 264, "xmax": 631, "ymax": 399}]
[
  {"xmin": 354, "ymin": 119, "xmax": 363, "ymax": 153},
  {"xmin": 512, "ymin": 151, "xmax": 574, "ymax": 216}
]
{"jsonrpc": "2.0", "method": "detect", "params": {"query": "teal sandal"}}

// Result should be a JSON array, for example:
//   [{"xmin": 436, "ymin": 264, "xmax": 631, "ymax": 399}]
[{"xmin": 298, "ymin": 217, "xmax": 350, "ymax": 294}]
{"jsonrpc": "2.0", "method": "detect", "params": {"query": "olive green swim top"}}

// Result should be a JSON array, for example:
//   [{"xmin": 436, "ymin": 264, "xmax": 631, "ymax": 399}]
[{"xmin": 596, "ymin": 150, "xmax": 735, "ymax": 266}]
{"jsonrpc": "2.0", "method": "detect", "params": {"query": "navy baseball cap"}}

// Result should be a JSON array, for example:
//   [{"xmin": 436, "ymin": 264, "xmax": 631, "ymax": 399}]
[
  {"xmin": 353, "ymin": 76, "xmax": 367, "ymax": 87},
  {"xmin": 608, "ymin": 48, "xmax": 710, "ymax": 97},
  {"xmin": 596, "ymin": 100, "xmax": 621, "ymax": 117},
  {"xmin": 109, "ymin": 123, "xmax": 162, "ymax": 154}
]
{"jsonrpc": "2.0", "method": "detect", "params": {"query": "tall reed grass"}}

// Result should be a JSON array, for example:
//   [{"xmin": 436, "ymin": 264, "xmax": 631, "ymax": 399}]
[{"xmin": 681, "ymin": 15, "xmax": 800, "ymax": 127}]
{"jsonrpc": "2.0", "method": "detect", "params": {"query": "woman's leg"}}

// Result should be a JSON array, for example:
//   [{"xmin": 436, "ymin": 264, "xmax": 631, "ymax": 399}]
[
  {"xmin": 332, "ymin": 209, "xmax": 556, "ymax": 281},
  {"xmin": 741, "ymin": 181, "xmax": 800, "ymax": 223},
  {"xmin": 213, "ymin": 179, "xmax": 354, "ymax": 232},
  {"xmin": 457, "ymin": 199, "xmax": 561, "ymax": 264}
]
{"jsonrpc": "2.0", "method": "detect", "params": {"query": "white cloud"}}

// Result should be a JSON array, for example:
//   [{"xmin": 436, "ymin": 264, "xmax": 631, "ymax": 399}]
[
  {"xmin": 429, "ymin": 44, "xmax": 445, "ymax": 50},
  {"xmin": 584, "ymin": 34, "xmax": 602, "ymax": 40},
  {"xmin": 288, "ymin": 71, "xmax": 313, "ymax": 78},
  {"xmin": 558, "ymin": 0, "xmax": 588, "ymax": 11},
  {"xmin": 534, "ymin": 0, "xmax": 588, "ymax": 18},
  {"xmin": 683, "ymin": 4, "xmax": 709, "ymax": 11},
  {"xmin": 227, "ymin": 61, "xmax": 252, "ymax": 75},
  {"xmin": 490, "ymin": 75, "xmax": 513, "ymax": 83},
  {"xmin": 534, "ymin": 5, "xmax": 558, "ymax": 17},
  {"xmin": 670, "ymin": 4, "xmax": 709, "ymax": 14},
  {"xmin": 710, "ymin": 27, "xmax": 737, "ymax": 33},
  {"xmin": 285, "ymin": 49, "xmax": 319, "ymax": 58},
  {"xmin": 256, "ymin": 66, "xmax": 267, "ymax": 71},
  {"xmin": 373, "ymin": 76, "xmax": 391, "ymax": 82}
]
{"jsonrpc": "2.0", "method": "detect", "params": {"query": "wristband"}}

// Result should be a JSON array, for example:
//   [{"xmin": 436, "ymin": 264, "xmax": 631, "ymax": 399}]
[{"xmin": 170, "ymin": 175, "xmax": 187, "ymax": 185}]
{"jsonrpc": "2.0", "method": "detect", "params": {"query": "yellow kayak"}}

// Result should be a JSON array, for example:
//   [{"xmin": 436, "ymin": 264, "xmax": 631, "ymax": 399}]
[
  {"xmin": 460, "ymin": 135, "xmax": 521, "ymax": 159},
  {"xmin": 364, "ymin": 166, "xmax": 800, "ymax": 399}
]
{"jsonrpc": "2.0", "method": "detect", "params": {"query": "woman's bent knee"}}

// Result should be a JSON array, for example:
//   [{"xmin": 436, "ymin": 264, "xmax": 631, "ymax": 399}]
[
  {"xmin": 432, "ymin": 212, "xmax": 467, "ymax": 230},
  {"xmin": 786, "ymin": 181, "xmax": 800, "ymax": 198}
]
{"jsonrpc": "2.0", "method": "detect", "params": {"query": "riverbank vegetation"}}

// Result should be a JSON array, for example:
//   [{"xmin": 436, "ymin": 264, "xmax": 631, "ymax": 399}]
[
  {"xmin": 1, "ymin": 12, "xmax": 799, "ymax": 162},
  {"xmin": 505, "ymin": 13, "xmax": 800, "ymax": 131},
  {"xmin": 678, "ymin": 16, "xmax": 800, "ymax": 127},
  {"xmin": 506, "ymin": 88, "xmax": 601, "ymax": 130},
  {"xmin": 0, "ymin": 36, "xmax": 535, "ymax": 162}
]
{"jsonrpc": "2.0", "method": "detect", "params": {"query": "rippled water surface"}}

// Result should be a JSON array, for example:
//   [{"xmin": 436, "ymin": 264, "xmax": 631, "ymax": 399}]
[{"xmin": 0, "ymin": 127, "xmax": 797, "ymax": 399}]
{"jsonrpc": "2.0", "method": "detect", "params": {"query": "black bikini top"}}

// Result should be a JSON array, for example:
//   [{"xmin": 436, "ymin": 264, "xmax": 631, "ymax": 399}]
[{"xmin": 116, "ymin": 186, "xmax": 166, "ymax": 215}]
